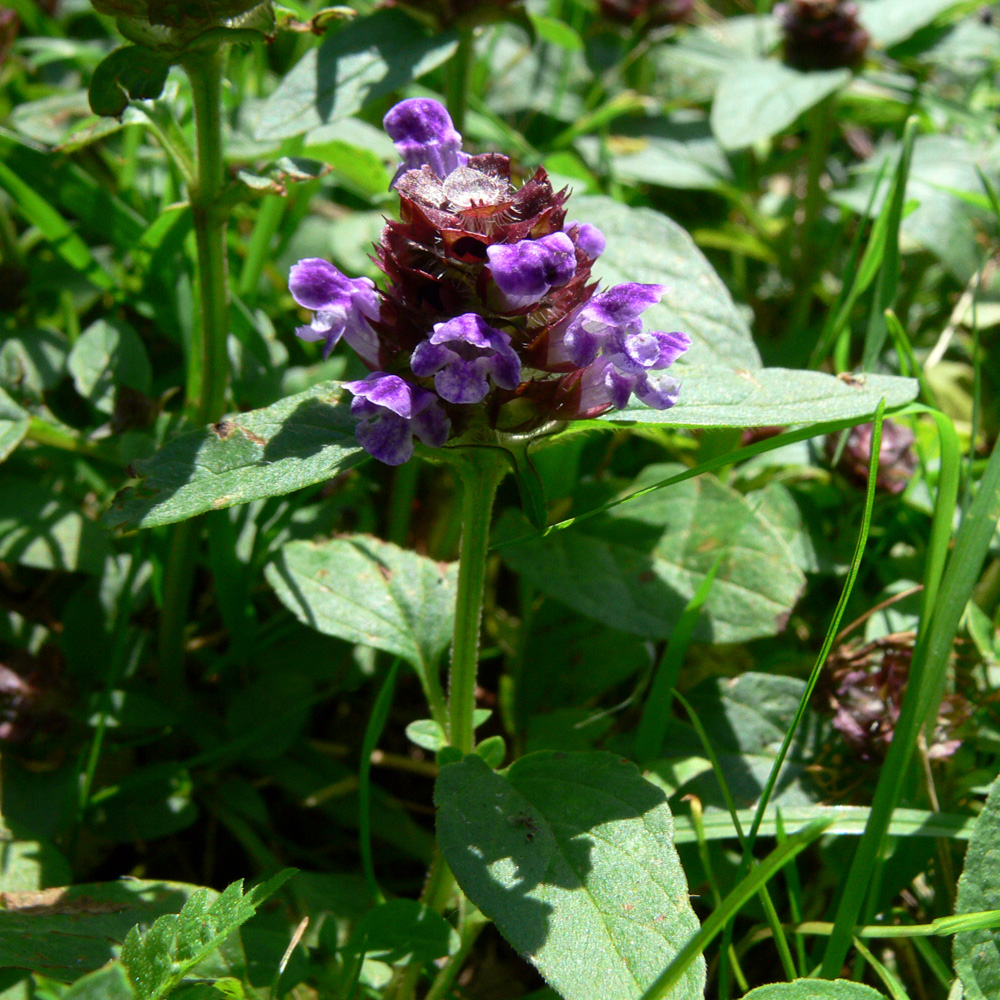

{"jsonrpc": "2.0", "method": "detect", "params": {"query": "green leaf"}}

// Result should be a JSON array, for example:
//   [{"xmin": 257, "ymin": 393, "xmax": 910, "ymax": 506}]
[
  {"xmin": 88, "ymin": 46, "xmax": 171, "ymax": 118},
  {"xmin": 0, "ymin": 327, "xmax": 68, "ymax": 404},
  {"xmin": 710, "ymin": 60, "xmax": 849, "ymax": 151},
  {"xmin": 0, "ymin": 880, "xmax": 222, "ymax": 983},
  {"xmin": 858, "ymin": 0, "xmax": 966, "ymax": 48},
  {"xmin": 0, "ymin": 389, "xmax": 29, "ymax": 464},
  {"xmin": 497, "ymin": 464, "xmax": 805, "ymax": 644},
  {"xmin": 435, "ymin": 751, "xmax": 705, "ymax": 1000},
  {"xmin": 68, "ymin": 319, "xmax": 152, "ymax": 416},
  {"xmin": 577, "ymin": 116, "xmax": 732, "ymax": 191},
  {"xmin": 120, "ymin": 870, "xmax": 295, "ymax": 1000},
  {"xmin": 104, "ymin": 380, "xmax": 366, "ymax": 530},
  {"xmin": 63, "ymin": 964, "xmax": 136, "ymax": 1000},
  {"xmin": 740, "ymin": 980, "xmax": 887, "ymax": 999},
  {"xmin": 573, "ymin": 196, "xmax": 760, "ymax": 369},
  {"xmin": 254, "ymin": 9, "xmax": 458, "ymax": 141},
  {"xmin": 954, "ymin": 770, "xmax": 1000, "ymax": 1000},
  {"xmin": 348, "ymin": 899, "xmax": 460, "ymax": 964},
  {"xmin": 603, "ymin": 366, "xmax": 917, "ymax": 427},
  {"xmin": 528, "ymin": 12, "xmax": 584, "ymax": 50},
  {"xmin": 0, "ymin": 160, "xmax": 114, "ymax": 291},
  {"xmin": 0, "ymin": 477, "xmax": 110, "ymax": 574},
  {"xmin": 0, "ymin": 839, "xmax": 73, "ymax": 892},
  {"xmin": 265, "ymin": 535, "xmax": 456, "ymax": 682}
]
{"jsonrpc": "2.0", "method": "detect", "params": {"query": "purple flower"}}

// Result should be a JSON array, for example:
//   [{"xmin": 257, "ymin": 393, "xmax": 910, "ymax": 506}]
[
  {"xmin": 552, "ymin": 283, "xmax": 690, "ymax": 410},
  {"xmin": 290, "ymin": 258, "xmax": 380, "ymax": 365},
  {"xmin": 343, "ymin": 373, "xmax": 451, "ymax": 466},
  {"xmin": 383, "ymin": 98, "xmax": 468, "ymax": 189},
  {"xmin": 411, "ymin": 313, "xmax": 521, "ymax": 404},
  {"xmin": 486, "ymin": 233, "xmax": 577, "ymax": 309},
  {"xmin": 566, "ymin": 220, "xmax": 606, "ymax": 260},
  {"xmin": 559, "ymin": 283, "xmax": 666, "ymax": 366},
  {"xmin": 578, "ymin": 358, "xmax": 683, "ymax": 411}
]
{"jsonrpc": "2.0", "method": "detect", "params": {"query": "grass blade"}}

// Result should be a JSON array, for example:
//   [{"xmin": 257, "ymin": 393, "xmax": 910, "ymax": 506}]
[
  {"xmin": 640, "ymin": 819, "xmax": 834, "ymax": 1000},
  {"xmin": 822, "ymin": 423, "xmax": 1000, "ymax": 976}
]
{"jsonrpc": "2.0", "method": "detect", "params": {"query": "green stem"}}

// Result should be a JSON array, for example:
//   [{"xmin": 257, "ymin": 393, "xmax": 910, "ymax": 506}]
[
  {"xmin": 446, "ymin": 28, "xmax": 474, "ymax": 134},
  {"xmin": 183, "ymin": 46, "xmax": 230, "ymax": 425},
  {"xmin": 448, "ymin": 449, "xmax": 507, "ymax": 753},
  {"xmin": 26, "ymin": 417, "xmax": 120, "ymax": 464},
  {"xmin": 158, "ymin": 48, "xmax": 231, "ymax": 692}
]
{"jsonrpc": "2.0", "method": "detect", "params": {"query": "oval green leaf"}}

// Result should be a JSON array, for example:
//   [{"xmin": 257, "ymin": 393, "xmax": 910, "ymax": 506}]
[
  {"xmin": 497, "ymin": 464, "xmax": 806, "ymax": 643},
  {"xmin": 104, "ymin": 380, "xmax": 366, "ymax": 530},
  {"xmin": 711, "ymin": 59, "xmax": 850, "ymax": 151},
  {"xmin": 265, "ymin": 534, "xmax": 456, "ymax": 682},
  {"xmin": 435, "ymin": 751, "xmax": 705, "ymax": 1000}
]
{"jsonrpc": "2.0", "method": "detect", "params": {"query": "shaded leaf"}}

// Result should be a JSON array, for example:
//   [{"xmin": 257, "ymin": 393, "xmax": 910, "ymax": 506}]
[
  {"xmin": 88, "ymin": 46, "xmax": 171, "ymax": 118},
  {"xmin": 63, "ymin": 964, "xmax": 136, "ymax": 1000},
  {"xmin": 711, "ymin": 59, "xmax": 849, "ymax": 151},
  {"xmin": 255, "ymin": 10, "xmax": 458, "ymax": 141},
  {"xmin": 348, "ymin": 899, "xmax": 460, "ymax": 964},
  {"xmin": 265, "ymin": 535, "xmax": 455, "ymax": 683},
  {"xmin": 436, "ymin": 752, "xmax": 704, "ymax": 1000},
  {"xmin": 68, "ymin": 319, "xmax": 152, "ymax": 415},
  {"xmin": 577, "ymin": 115, "xmax": 732, "ymax": 191},
  {"xmin": 104, "ymin": 381, "xmax": 365, "ymax": 530},
  {"xmin": 0, "ymin": 389, "xmax": 29, "ymax": 464},
  {"xmin": 497, "ymin": 465, "xmax": 806, "ymax": 644},
  {"xmin": 954, "ymin": 769, "xmax": 1000, "ymax": 1000},
  {"xmin": 0, "ymin": 839, "xmax": 73, "ymax": 893},
  {"xmin": 0, "ymin": 477, "xmax": 110, "ymax": 574},
  {"xmin": 0, "ymin": 881, "xmax": 214, "ymax": 983}
]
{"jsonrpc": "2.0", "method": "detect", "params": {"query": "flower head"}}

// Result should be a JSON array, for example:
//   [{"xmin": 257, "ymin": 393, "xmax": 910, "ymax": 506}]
[
  {"xmin": 343, "ymin": 373, "xmax": 451, "ymax": 466},
  {"xmin": 289, "ymin": 97, "xmax": 690, "ymax": 463},
  {"xmin": 289, "ymin": 258, "xmax": 380, "ymax": 364},
  {"xmin": 775, "ymin": 0, "xmax": 869, "ymax": 71},
  {"xmin": 411, "ymin": 314, "xmax": 521, "ymax": 404},
  {"xmin": 383, "ymin": 98, "xmax": 468, "ymax": 189},
  {"xmin": 826, "ymin": 419, "xmax": 917, "ymax": 495}
]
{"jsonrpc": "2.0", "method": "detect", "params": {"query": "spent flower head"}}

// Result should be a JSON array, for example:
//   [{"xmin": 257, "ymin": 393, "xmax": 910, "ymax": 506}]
[
  {"xmin": 289, "ymin": 98, "xmax": 690, "ymax": 464},
  {"xmin": 775, "ymin": 0, "xmax": 869, "ymax": 71}
]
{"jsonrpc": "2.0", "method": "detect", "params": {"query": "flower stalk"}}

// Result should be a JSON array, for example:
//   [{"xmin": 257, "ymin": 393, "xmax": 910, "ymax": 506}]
[
  {"xmin": 448, "ymin": 448, "xmax": 508, "ymax": 753},
  {"xmin": 160, "ymin": 46, "xmax": 231, "ymax": 689}
]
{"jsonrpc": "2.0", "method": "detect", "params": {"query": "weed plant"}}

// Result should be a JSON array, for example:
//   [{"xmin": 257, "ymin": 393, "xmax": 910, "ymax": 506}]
[{"xmin": 1, "ymin": 1, "xmax": 1000, "ymax": 999}]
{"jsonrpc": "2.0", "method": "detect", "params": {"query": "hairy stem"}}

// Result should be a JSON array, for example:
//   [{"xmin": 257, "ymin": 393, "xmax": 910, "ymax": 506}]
[
  {"xmin": 159, "ymin": 48, "xmax": 231, "ymax": 691},
  {"xmin": 448, "ymin": 449, "xmax": 507, "ymax": 753}
]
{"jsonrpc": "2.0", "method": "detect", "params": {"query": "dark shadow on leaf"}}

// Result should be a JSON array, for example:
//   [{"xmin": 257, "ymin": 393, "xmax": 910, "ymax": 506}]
[{"xmin": 437, "ymin": 753, "xmax": 684, "ymax": 968}]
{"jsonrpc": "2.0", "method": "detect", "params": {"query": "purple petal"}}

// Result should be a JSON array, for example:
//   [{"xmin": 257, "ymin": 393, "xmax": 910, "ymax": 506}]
[
  {"xmin": 355, "ymin": 410, "xmax": 415, "ymax": 466},
  {"xmin": 567, "ymin": 220, "xmax": 606, "ymax": 259},
  {"xmin": 634, "ymin": 371, "xmax": 682, "ymax": 410},
  {"xmin": 410, "ymin": 314, "xmax": 520, "ymax": 404},
  {"xmin": 486, "ymin": 344, "xmax": 521, "ymax": 390},
  {"xmin": 434, "ymin": 362, "xmax": 491, "ymax": 404},
  {"xmin": 344, "ymin": 373, "xmax": 451, "ymax": 464},
  {"xmin": 344, "ymin": 373, "xmax": 420, "ymax": 418},
  {"xmin": 410, "ymin": 340, "xmax": 452, "ymax": 378},
  {"xmin": 412, "ymin": 403, "xmax": 451, "ymax": 449},
  {"xmin": 383, "ymin": 98, "xmax": 467, "ymax": 186},
  {"xmin": 290, "ymin": 258, "xmax": 356, "ymax": 310},
  {"xmin": 486, "ymin": 233, "xmax": 577, "ymax": 309}
]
